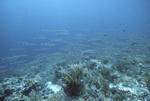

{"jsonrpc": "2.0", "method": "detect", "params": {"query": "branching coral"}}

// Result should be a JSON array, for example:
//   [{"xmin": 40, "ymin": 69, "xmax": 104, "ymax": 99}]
[{"xmin": 62, "ymin": 62, "xmax": 84, "ymax": 96}]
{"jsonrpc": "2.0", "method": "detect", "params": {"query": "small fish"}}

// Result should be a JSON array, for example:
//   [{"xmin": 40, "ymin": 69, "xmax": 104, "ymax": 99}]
[{"xmin": 122, "ymin": 29, "xmax": 126, "ymax": 32}]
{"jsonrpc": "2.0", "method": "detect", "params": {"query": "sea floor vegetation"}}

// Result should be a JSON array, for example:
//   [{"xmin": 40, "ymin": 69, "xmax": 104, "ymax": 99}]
[{"xmin": 0, "ymin": 31, "xmax": 150, "ymax": 101}]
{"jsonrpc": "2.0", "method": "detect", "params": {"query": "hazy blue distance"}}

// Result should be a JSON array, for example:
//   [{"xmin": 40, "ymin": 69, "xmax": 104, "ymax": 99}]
[{"xmin": 0, "ymin": 0, "xmax": 150, "ymax": 57}]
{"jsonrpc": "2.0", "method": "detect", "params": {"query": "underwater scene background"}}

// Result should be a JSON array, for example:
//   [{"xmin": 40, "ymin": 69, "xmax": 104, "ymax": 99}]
[{"xmin": 0, "ymin": 0, "xmax": 150, "ymax": 100}]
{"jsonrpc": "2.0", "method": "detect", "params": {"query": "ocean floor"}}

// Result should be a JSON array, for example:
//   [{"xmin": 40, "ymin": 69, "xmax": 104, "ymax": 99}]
[{"xmin": 0, "ymin": 31, "xmax": 150, "ymax": 101}]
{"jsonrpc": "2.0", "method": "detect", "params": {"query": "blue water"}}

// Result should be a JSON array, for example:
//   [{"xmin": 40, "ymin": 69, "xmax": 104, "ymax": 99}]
[{"xmin": 0, "ymin": 0, "xmax": 150, "ymax": 68}]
